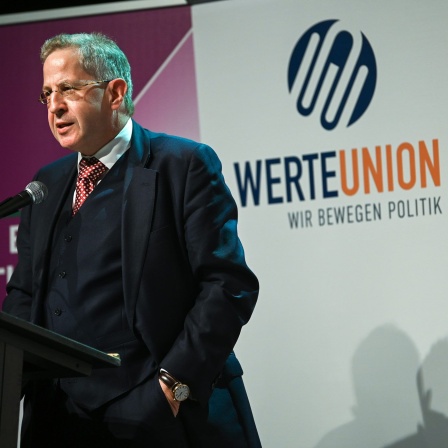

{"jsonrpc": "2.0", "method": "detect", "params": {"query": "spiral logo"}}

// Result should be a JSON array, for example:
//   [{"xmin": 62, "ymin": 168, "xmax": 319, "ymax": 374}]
[{"xmin": 287, "ymin": 19, "xmax": 377, "ymax": 130}]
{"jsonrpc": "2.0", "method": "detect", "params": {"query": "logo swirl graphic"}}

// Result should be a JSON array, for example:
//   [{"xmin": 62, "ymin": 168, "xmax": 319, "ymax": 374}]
[{"xmin": 288, "ymin": 20, "xmax": 377, "ymax": 130}]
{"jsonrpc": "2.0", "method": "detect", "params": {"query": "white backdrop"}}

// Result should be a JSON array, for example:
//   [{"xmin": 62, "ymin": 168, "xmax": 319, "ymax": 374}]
[{"xmin": 193, "ymin": 1, "xmax": 448, "ymax": 446}]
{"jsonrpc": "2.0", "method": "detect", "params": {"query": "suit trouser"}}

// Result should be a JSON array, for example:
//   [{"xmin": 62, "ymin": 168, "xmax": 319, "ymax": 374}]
[{"xmin": 20, "ymin": 374, "xmax": 261, "ymax": 448}]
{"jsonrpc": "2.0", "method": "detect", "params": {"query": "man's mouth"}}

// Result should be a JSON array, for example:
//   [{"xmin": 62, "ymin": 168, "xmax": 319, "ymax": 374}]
[{"xmin": 56, "ymin": 122, "xmax": 71, "ymax": 129}]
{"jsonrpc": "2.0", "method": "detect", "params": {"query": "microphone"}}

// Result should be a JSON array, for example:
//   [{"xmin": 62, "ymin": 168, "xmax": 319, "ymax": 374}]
[{"xmin": 0, "ymin": 181, "xmax": 48, "ymax": 219}]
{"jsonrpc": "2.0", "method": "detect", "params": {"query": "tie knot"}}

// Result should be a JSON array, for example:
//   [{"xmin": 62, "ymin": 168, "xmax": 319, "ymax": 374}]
[
  {"xmin": 78, "ymin": 157, "xmax": 108, "ymax": 181},
  {"xmin": 72, "ymin": 157, "xmax": 108, "ymax": 216}
]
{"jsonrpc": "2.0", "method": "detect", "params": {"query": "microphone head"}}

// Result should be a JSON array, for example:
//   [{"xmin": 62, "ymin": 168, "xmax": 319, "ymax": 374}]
[{"xmin": 25, "ymin": 181, "xmax": 48, "ymax": 205}]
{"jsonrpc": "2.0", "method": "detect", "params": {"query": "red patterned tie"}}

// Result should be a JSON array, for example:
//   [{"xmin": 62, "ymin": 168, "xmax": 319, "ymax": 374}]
[{"xmin": 72, "ymin": 157, "xmax": 108, "ymax": 216}]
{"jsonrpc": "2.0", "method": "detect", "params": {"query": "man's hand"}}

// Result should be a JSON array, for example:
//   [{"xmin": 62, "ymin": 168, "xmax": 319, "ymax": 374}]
[{"xmin": 159, "ymin": 378, "xmax": 180, "ymax": 416}]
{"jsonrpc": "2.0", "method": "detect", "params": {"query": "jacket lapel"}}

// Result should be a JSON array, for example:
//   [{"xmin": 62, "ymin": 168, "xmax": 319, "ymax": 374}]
[
  {"xmin": 122, "ymin": 121, "xmax": 156, "ymax": 328},
  {"xmin": 31, "ymin": 156, "xmax": 77, "ymax": 323}
]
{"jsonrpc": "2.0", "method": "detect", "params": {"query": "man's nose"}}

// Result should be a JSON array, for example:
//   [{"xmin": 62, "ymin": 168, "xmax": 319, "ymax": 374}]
[{"xmin": 47, "ymin": 91, "xmax": 66, "ymax": 112}]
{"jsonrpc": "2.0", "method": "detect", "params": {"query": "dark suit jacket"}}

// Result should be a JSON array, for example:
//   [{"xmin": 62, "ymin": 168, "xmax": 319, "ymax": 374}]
[{"xmin": 3, "ymin": 120, "xmax": 259, "ymax": 408}]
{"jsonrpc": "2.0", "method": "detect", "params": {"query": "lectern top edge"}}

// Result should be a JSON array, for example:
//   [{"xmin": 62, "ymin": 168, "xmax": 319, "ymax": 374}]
[{"xmin": 0, "ymin": 311, "xmax": 121, "ymax": 369}]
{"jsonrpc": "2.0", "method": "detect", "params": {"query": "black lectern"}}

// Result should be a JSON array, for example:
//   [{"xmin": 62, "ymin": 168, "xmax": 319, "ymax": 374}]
[{"xmin": 0, "ymin": 311, "xmax": 121, "ymax": 448}]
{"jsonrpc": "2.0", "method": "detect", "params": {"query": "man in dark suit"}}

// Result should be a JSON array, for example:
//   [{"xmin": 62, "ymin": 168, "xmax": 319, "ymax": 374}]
[{"xmin": 2, "ymin": 32, "xmax": 260, "ymax": 447}]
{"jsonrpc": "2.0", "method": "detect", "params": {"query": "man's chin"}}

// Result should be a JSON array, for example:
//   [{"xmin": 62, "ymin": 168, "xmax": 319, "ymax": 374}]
[{"xmin": 57, "ymin": 138, "xmax": 80, "ymax": 152}]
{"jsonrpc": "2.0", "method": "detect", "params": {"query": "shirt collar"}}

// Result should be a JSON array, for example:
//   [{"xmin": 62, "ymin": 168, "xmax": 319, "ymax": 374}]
[{"xmin": 77, "ymin": 118, "xmax": 133, "ymax": 171}]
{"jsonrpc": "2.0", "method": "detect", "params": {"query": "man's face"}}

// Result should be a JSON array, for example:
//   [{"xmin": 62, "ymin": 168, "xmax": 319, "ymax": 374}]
[{"xmin": 42, "ymin": 48, "xmax": 114, "ymax": 155}]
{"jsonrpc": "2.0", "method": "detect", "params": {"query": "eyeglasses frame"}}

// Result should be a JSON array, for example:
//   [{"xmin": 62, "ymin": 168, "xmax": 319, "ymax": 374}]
[{"xmin": 38, "ymin": 79, "xmax": 113, "ymax": 105}]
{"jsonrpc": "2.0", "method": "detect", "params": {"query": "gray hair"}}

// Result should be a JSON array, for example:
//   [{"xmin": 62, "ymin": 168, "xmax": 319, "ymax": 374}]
[{"xmin": 40, "ymin": 32, "xmax": 134, "ymax": 116}]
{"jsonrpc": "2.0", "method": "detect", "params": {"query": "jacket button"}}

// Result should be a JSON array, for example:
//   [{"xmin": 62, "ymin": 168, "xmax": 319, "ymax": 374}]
[
  {"xmin": 54, "ymin": 308, "xmax": 62, "ymax": 316},
  {"xmin": 58, "ymin": 271, "xmax": 66, "ymax": 278},
  {"xmin": 64, "ymin": 235, "xmax": 72, "ymax": 242}
]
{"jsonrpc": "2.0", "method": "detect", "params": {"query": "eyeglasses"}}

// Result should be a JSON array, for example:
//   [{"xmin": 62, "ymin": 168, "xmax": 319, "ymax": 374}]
[{"xmin": 38, "ymin": 79, "xmax": 112, "ymax": 105}]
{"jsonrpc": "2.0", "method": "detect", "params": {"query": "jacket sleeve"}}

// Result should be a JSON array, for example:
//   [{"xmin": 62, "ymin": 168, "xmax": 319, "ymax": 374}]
[
  {"xmin": 158, "ymin": 143, "xmax": 259, "ymax": 405},
  {"xmin": 3, "ymin": 201, "xmax": 34, "ymax": 321}
]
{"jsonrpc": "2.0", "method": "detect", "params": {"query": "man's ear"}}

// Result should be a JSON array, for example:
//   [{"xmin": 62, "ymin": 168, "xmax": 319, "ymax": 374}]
[{"xmin": 108, "ymin": 78, "xmax": 127, "ymax": 110}]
